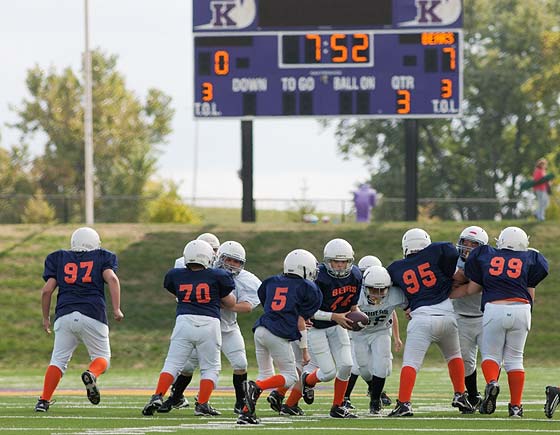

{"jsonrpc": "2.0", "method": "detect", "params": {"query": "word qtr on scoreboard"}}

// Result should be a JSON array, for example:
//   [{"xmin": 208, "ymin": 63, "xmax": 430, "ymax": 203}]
[{"xmin": 193, "ymin": 0, "xmax": 463, "ymax": 119}]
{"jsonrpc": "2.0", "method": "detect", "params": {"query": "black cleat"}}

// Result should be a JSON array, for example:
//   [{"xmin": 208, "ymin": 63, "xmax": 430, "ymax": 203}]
[
  {"xmin": 34, "ymin": 399, "xmax": 52, "ymax": 412},
  {"xmin": 157, "ymin": 395, "xmax": 189, "ymax": 413},
  {"xmin": 142, "ymin": 394, "xmax": 163, "ymax": 416},
  {"xmin": 381, "ymin": 391, "xmax": 392, "ymax": 406},
  {"xmin": 388, "ymin": 400, "xmax": 413, "ymax": 417},
  {"xmin": 545, "ymin": 386, "xmax": 560, "ymax": 419},
  {"xmin": 194, "ymin": 401, "xmax": 221, "ymax": 416},
  {"xmin": 342, "ymin": 397, "xmax": 355, "ymax": 410},
  {"xmin": 369, "ymin": 399, "xmax": 382, "ymax": 415},
  {"xmin": 463, "ymin": 393, "xmax": 482, "ymax": 414},
  {"xmin": 233, "ymin": 401, "xmax": 245, "ymax": 414},
  {"xmin": 81, "ymin": 371, "xmax": 100, "ymax": 405},
  {"xmin": 508, "ymin": 403, "xmax": 523, "ymax": 418},
  {"xmin": 301, "ymin": 372, "xmax": 315, "ymax": 405},
  {"xmin": 243, "ymin": 380, "xmax": 262, "ymax": 415},
  {"xmin": 479, "ymin": 381, "xmax": 500, "ymax": 415},
  {"xmin": 452, "ymin": 391, "xmax": 474, "ymax": 413},
  {"xmin": 266, "ymin": 390, "xmax": 284, "ymax": 413},
  {"xmin": 330, "ymin": 405, "xmax": 358, "ymax": 418},
  {"xmin": 237, "ymin": 412, "xmax": 260, "ymax": 425},
  {"xmin": 280, "ymin": 403, "xmax": 305, "ymax": 416}
]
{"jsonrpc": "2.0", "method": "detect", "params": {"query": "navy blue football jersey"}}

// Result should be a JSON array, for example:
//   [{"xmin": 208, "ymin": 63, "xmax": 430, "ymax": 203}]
[
  {"xmin": 387, "ymin": 242, "xmax": 458, "ymax": 312},
  {"xmin": 43, "ymin": 249, "xmax": 118, "ymax": 325},
  {"xmin": 254, "ymin": 274, "xmax": 322, "ymax": 341},
  {"xmin": 465, "ymin": 245, "xmax": 548, "ymax": 309},
  {"xmin": 164, "ymin": 267, "xmax": 235, "ymax": 319},
  {"xmin": 312, "ymin": 264, "xmax": 362, "ymax": 329}
]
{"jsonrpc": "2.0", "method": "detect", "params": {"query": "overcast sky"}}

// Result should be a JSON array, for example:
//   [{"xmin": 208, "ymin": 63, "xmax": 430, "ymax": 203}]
[{"xmin": 0, "ymin": 0, "xmax": 371, "ymax": 204}]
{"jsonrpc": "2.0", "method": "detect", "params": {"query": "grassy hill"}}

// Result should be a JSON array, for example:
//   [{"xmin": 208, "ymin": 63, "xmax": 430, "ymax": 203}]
[{"xmin": 1, "ymin": 220, "xmax": 557, "ymax": 370}]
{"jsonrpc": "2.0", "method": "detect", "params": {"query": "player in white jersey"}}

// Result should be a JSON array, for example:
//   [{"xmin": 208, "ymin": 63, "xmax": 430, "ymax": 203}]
[
  {"xmin": 343, "ymin": 255, "xmax": 396, "ymax": 409},
  {"xmin": 161, "ymin": 240, "xmax": 261, "ymax": 413},
  {"xmin": 353, "ymin": 266, "xmax": 407, "ymax": 415},
  {"xmin": 452, "ymin": 225, "xmax": 488, "ymax": 412}
]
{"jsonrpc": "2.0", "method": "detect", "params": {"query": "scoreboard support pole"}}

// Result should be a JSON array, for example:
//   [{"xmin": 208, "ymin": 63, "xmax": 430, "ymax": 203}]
[
  {"xmin": 241, "ymin": 120, "xmax": 256, "ymax": 222},
  {"xmin": 404, "ymin": 119, "xmax": 418, "ymax": 221}
]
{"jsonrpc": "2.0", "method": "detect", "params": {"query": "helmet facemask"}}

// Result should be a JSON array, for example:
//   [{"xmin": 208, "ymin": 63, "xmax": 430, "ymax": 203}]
[
  {"xmin": 217, "ymin": 254, "xmax": 245, "ymax": 276},
  {"xmin": 365, "ymin": 286, "xmax": 389, "ymax": 305},
  {"xmin": 457, "ymin": 238, "xmax": 483, "ymax": 261}
]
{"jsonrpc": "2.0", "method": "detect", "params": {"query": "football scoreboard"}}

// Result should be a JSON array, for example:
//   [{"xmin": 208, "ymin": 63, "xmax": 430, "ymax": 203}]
[{"xmin": 193, "ymin": 0, "xmax": 463, "ymax": 118}]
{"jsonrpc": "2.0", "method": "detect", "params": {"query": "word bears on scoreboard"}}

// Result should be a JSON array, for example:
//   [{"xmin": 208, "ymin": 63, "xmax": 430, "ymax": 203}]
[{"xmin": 193, "ymin": 0, "xmax": 463, "ymax": 119}]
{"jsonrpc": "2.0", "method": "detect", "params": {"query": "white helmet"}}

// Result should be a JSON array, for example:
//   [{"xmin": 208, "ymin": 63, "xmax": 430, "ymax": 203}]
[
  {"xmin": 323, "ymin": 238, "xmax": 354, "ymax": 278},
  {"xmin": 196, "ymin": 233, "xmax": 220, "ymax": 251},
  {"xmin": 216, "ymin": 241, "xmax": 246, "ymax": 275},
  {"xmin": 183, "ymin": 239, "xmax": 214, "ymax": 268},
  {"xmin": 358, "ymin": 255, "xmax": 382, "ymax": 272},
  {"xmin": 457, "ymin": 226, "xmax": 489, "ymax": 260},
  {"xmin": 363, "ymin": 265, "xmax": 392, "ymax": 305},
  {"xmin": 402, "ymin": 228, "xmax": 431, "ymax": 257},
  {"xmin": 70, "ymin": 227, "xmax": 101, "ymax": 251},
  {"xmin": 496, "ymin": 226, "xmax": 529, "ymax": 251},
  {"xmin": 284, "ymin": 249, "xmax": 319, "ymax": 281}
]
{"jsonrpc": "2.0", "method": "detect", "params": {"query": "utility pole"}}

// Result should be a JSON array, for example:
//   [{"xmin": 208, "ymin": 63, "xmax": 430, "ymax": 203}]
[{"xmin": 84, "ymin": 0, "xmax": 94, "ymax": 224}]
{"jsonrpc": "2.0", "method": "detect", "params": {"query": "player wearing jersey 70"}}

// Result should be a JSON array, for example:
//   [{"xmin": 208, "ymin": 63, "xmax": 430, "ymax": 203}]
[
  {"xmin": 387, "ymin": 228, "xmax": 473, "ymax": 417},
  {"xmin": 142, "ymin": 240, "xmax": 236, "ymax": 416},
  {"xmin": 35, "ymin": 227, "xmax": 124, "ymax": 413},
  {"xmin": 237, "ymin": 249, "xmax": 322, "ymax": 425}
]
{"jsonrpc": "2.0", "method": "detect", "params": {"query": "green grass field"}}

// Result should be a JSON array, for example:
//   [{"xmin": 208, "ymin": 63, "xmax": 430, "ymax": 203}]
[{"xmin": 2, "ymin": 367, "xmax": 560, "ymax": 434}]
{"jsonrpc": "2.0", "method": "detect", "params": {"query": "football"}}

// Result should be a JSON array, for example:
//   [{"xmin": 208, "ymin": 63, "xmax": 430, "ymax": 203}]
[{"xmin": 346, "ymin": 310, "xmax": 370, "ymax": 331}]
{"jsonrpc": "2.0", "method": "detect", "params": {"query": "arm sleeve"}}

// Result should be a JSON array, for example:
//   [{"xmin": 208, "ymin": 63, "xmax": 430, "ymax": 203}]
[
  {"xmin": 439, "ymin": 243, "xmax": 460, "ymax": 277},
  {"xmin": 218, "ymin": 272, "xmax": 235, "ymax": 298},
  {"xmin": 300, "ymin": 282, "xmax": 323, "ymax": 319},
  {"xmin": 528, "ymin": 253, "xmax": 549, "ymax": 287},
  {"xmin": 464, "ymin": 249, "xmax": 483, "ymax": 284},
  {"xmin": 163, "ymin": 270, "xmax": 177, "ymax": 295},
  {"xmin": 42, "ymin": 252, "xmax": 58, "ymax": 281}
]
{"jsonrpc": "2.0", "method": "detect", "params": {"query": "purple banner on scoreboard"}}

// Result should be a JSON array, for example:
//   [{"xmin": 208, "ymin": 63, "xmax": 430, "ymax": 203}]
[{"xmin": 193, "ymin": 0, "xmax": 463, "ymax": 32}]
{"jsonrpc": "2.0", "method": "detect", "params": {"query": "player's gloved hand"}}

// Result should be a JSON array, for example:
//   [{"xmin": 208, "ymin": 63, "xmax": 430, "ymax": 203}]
[
  {"xmin": 332, "ymin": 311, "xmax": 353, "ymax": 330},
  {"xmin": 43, "ymin": 317, "xmax": 52, "ymax": 335},
  {"xmin": 113, "ymin": 309, "xmax": 125, "ymax": 321}
]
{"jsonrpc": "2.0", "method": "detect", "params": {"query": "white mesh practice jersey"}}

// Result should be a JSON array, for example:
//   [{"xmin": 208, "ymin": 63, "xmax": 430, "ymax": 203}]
[
  {"xmin": 354, "ymin": 286, "xmax": 408, "ymax": 334},
  {"xmin": 220, "ymin": 269, "xmax": 261, "ymax": 332},
  {"xmin": 452, "ymin": 258, "xmax": 483, "ymax": 316}
]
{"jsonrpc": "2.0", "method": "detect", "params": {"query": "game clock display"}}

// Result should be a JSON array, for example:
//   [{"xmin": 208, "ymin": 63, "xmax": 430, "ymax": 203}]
[{"xmin": 193, "ymin": 0, "xmax": 463, "ymax": 119}]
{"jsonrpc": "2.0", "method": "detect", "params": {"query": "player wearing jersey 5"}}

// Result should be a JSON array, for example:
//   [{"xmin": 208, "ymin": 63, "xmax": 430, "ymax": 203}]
[
  {"xmin": 301, "ymin": 238, "xmax": 362, "ymax": 419},
  {"xmin": 455, "ymin": 226, "xmax": 548, "ymax": 417},
  {"xmin": 353, "ymin": 265, "xmax": 407, "ymax": 415},
  {"xmin": 452, "ymin": 225, "xmax": 488, "ymax": 412},
  {"xmin": 35, "ymin": 227, "xmax": 124, "ymax": 412},
  {"xmin": 387, "ymin": 228, "xmax": 472, "ymax": 417},
  {"xmin": 237, "ymin": 249, "xmax": 323, "ymax": 425},
  {"xmin": 162, "ymin": 240, "xmax": 261, "ymax": 414},
  {"xmin": 142, "ymin": 240, "xmax": 235, "ymax": 416}
]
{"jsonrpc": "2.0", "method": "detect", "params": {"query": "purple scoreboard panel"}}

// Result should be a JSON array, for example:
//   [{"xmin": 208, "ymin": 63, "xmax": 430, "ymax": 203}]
[{"xmin": 193, "ymin": 0, "xmax": 463, "ymax": 119}]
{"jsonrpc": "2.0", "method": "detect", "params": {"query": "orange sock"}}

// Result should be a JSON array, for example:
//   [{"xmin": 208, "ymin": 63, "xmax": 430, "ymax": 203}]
[
  {"xmin": 41, "ymin": 365, "xmax": 63, "ymax": 401},
  {"xmin": 276, "ymin": 386, "xmax": 289, "ymax": 396},
  {"xmin": 88, "ymin": 357, "xmax": 108, "ymax": 378},
  {"xmin": 507, "ymin": 370, "xmax": 525, "ymax": 406},
  {"xmin": 333, "ymin": 377, "xmax": 349, "ymax": 406},
  {"xmin": 304, "ymin": 369, "xmax": 319, "ymax": 387},
  {"xmin": 197, "ymin": 379, "xmax": 215, "ymax": 404},
  {"xmin": 285, "ymin": 388, "xmax": 302, "ymax": 407},
  {"xmin": 155, "ymin": 372, "xmax": 175, "ymax": 396},
  {"xmin": 256, "ymin": 374, "xmax": 286, "ymax": 391},
  {"xmin": 447, "ymin": 357, "xmax": 466, "ymax": 392},
  {"xmin": 398, "ymin": 365, "xmax": 417, "ymax": 403},
  {"xmin": 481, "ymin": 359, "xmax": 500, "ymax": 384}
]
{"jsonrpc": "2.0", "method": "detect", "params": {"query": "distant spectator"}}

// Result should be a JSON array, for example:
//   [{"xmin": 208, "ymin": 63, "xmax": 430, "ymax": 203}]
[
  {"xmin": 533, "ymin": 158, "xmax": 551, "ymax": 221},
  {"xmin": 353, "ymin": 184, "xmax": 377, "ymax": 223}
]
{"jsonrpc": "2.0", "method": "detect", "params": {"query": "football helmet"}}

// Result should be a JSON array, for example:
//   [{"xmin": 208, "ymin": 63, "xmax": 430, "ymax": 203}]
[
  {"xmin": 357, "ymin": 255, "xmax": 382, "ymax": 272},
  {"xmin": 323, "ymin": 238, "xmax": 354, "ymax": 278},
  {"xmin": 284, "ymin": 249, "xmax": 319, "ymax": 281},
  {"xmin": 402, "ymin": 228, "xmax": 431, "ymax": 257},
  {"xmin": 215, "ymin": 241, "xmax": 246, "ymax": 275},
  {"xmin": 456, "ymin": 226, "xmax": 489, "ymax": 260},
  {"xmin": 363, "ymin": 265, "xmax": 392, "ymax": 305},
  {"xmin": 196, "ymin": 233, "xmax": 220, "ymax": 251},
  {"xmin": 183, "ymin": 240, "xmax": 214, "ymax": 268},
  {"xmin": 70, "ymin": 227, "xmax": 101, "ymax": 251},
  {"xmin": 496, "ymin": 226, "xmax": 529, "ymax": 251}
]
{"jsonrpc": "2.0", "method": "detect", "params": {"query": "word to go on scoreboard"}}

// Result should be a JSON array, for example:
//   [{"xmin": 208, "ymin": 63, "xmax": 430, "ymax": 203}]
[{"xmin": 193, "ymin": 0, "xmax": 463, "ymax": 119}]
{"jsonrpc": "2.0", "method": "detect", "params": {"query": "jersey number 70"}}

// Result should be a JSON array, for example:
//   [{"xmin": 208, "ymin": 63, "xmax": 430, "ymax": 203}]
[{"xmin": 402, "ymin": 262, "xmax": 437, "ymax": 294}]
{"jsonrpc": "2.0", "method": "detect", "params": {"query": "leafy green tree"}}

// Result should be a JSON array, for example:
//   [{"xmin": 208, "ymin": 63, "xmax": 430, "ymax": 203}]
[
  {"xmin": 333, "ymin": 0, "xmax": 560, "ymax": 220},
  {"xmin": 11, "ymin": 50, "xmax": 174, "ymax": 222},
  {"xmin": 0, "ymin": 145, "xmax": 35, "ymax": 223},
  {"xmin": 143, "ymin": 180, "xmax": 200, "ymax": 224}
]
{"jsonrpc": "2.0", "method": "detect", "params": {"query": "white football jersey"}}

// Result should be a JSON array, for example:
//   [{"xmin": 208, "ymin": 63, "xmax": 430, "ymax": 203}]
[
  {"xmin": 220, "ymin": 269, "xmax": 261, "ymax": 332},
  {"xmin": 355, "ymin": 286, "xmax": 408, "ymax": 334},
  {"xmin": 452, "ymin": 258, "xmax": 483, "ymax": 316},
  {"xmin": 174, "ymin": 256, "xmax": 185, "ymax": 268}
]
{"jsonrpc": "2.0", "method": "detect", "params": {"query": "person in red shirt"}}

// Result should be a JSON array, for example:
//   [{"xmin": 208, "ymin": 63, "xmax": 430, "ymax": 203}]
[{"xmin": 533, "ymin": 158, "xmax": 550, "ymax": 221}]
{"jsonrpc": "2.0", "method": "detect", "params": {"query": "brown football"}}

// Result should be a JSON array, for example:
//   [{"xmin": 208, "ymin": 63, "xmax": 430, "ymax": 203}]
[{"xmin": 346, "ymin": 311, "xmax": 370, "ymax": 331}]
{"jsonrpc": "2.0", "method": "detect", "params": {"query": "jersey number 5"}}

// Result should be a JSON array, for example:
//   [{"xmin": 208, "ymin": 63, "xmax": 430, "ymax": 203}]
[
  {"xmin": 402, "ymin": 262, "xmax": 437, "ymax": 294},
  {"xmin": 271, "ymin": 287, "xmax": 288, "ymax": 311}
]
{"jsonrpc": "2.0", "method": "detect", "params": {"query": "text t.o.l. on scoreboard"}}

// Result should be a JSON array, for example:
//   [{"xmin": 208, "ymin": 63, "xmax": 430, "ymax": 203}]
[{"xmin": 193, "ymin": 0, "xmax": 463, "ymax": 119}]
